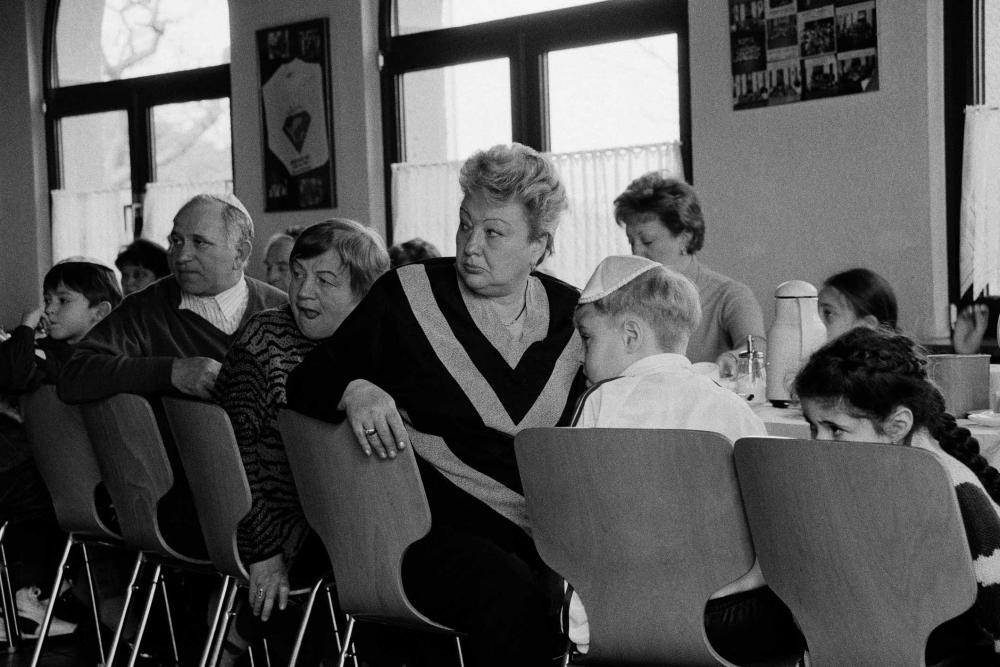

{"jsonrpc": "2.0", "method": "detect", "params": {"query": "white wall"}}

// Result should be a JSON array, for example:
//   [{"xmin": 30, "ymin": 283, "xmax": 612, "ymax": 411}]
[
  {"xmin": 228, "ymin": 0, "xmax": 385, "ymax": 277},
  {"xmin": 688, "ymin": 0, "xmax": 948, "ymax": 341}
]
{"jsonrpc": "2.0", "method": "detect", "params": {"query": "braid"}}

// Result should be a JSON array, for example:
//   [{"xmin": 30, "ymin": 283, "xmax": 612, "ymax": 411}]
[
  {"xmin": 796, "ymin": 327, "xmax": 1000, "ymax": 502},
  {"xmin": 933, "ymin": 412, "xmax": 1000, "ymax": 504}
]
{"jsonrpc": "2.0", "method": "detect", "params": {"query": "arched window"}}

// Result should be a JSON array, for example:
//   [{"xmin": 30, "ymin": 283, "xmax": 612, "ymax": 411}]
[
  {"xmin": 45, "ymin": 0, "xmax": 232, "ymax": 268},
  {"xmin": 381, "ymin": 0, "xmax": 690, "ymax": 287}
]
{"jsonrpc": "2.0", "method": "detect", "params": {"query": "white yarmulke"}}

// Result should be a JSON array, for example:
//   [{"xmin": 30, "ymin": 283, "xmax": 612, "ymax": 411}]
[{"xmin": 579, "ymin": 255, "xmax": 662, "ymax": 304}]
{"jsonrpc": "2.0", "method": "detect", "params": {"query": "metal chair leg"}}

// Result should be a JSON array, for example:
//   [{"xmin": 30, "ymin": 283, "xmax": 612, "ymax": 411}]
[
  {"xmin": 106, "ymin": 553, "xmax": 145, "ymax": 667},
  {"xmin": 561, "ymin": 637, "xmax": 573, "ymax": 667},
  {"xmin": 207, "ymin": 579, "xmax": 239, "ymax": 667},
  {"xmin": 80, "ymin": 543, "xmax": 106, "ymax": 666},
  {"xmin": 288, "ymin": 577, "xmax": 323, "ymax": 667},
  {"xmin": 200, "ymin": 576, "xmax": 233, "ymax": 667},
  {"xmin": 337, "ymin": 615, "xmax": 356, "ymax": 667},
  {"xmin": 126, "ymin": 563, "xmax": 162, "ymax": 667},
  {"xmin": 157, "ymin": 572, "xmax": 179, "ymax": 665},
  {"xmin": 324, "ymin": 587, "xmax": 357, "ymax": 667},
  {"xmin": 262, "ymin": 638, "xmax": 271, "ymax": 667},
  {"xmin": 454, "ymin": 635, "xmax": 465, "ymax": 667},
  {"xmin": 28, "ymin": 534, "xmax": 73, "ymax": 667},
  {"xmin": 0, "ymin": 521, "xmax": 20, "ymax": 652}
]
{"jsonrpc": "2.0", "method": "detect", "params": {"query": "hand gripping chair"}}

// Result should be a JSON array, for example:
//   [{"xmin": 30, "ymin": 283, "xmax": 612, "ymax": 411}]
[
  {"xmin": 82, "ymin": 393, "xmax": 217, "ymax": 667},
  {"xmin": 21, "ymin": 385, "xmax": 134, "ymax": 666},
  {"xmin": 278, "ymin": 410, "xmax": 465, "ymax": 667},
  {"xmin": 514, "ymin": 427, "xmax": 761, "ymax": 666},
  {"xmin": 734, "ymin": 437, "xmax": 978, "ymax": 666},
  {"xmin": 161, "ymin": 396, "xmax": 346, "ymax": 667}
]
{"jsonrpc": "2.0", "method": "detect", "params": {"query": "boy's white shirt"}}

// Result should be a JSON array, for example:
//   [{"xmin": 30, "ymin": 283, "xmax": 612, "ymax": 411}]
[{"xmin": 569, "ymin": 352, "xmax": 768, "ymax": 653}]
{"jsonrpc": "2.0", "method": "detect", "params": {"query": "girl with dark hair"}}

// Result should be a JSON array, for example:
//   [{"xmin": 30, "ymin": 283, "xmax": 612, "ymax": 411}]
[
  {"xmin": 818, "ymin": 267, "xmax": 898, "ymax": 340},
  {"xmin": 795, "ymin": 327, "xmax": 1000, "ymax": 663}
]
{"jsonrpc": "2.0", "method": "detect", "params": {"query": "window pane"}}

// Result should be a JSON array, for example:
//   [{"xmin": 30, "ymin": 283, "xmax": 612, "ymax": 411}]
[
  {"xmin": 401, "ymin": 59, "xmax": 511, "ymax": 163},
  {"xmin": 394, "ymin": 0, "xmax": 597, "ymax": 35},
  {"xmin": 60, "ymin": 111, "xmax": 131, "ymax": 191},
  {"xmin": 56, "ymin": 0, "xmax": 230, "ymax": 86},
  {"xmin": 548, "ymin": 35, "xmax": 679, "ymax": 153},
  {"xmin": 153, "ymin": 99, "xmax": 233, "ymax": 183}
]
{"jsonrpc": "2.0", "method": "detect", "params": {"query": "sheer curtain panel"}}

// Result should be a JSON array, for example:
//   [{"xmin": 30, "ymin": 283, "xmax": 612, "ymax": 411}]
[
  {"xmin": 50, "ymin": 188, "xmax": 133, "ymax": 269},
  {"xmin": 391, "ymin": 142, "xmax": 684, "ymax": 288},
  {"xmin": 959, "ymin": 106, "xmax": 1000, "ymax": 298}
]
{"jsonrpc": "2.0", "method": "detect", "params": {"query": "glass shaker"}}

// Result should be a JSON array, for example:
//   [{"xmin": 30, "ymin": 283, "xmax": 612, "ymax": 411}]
[{"xmin": 735, "ymin": 335, "xmax": 767, "ymax": 405}]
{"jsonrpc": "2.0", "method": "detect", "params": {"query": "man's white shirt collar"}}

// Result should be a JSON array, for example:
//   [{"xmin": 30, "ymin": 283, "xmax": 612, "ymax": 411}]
[{"xmin": 178, "ymin": 276, "xmax": 249, "ymax": 334}]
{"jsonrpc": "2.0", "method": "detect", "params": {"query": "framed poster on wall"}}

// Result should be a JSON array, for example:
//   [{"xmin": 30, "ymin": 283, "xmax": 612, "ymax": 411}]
[
  {"xmin": 256, "ymin": 18, "xmax": 337, "ymax": 211},
  {"xmin": 730, "ymin": 0, "xmax": 878, "ymax": 110}
]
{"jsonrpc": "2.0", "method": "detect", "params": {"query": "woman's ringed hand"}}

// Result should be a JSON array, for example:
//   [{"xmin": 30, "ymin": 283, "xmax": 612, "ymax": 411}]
[{"xmin": 342, "ymin": 379, "xmax": 410, "ymax": 458}]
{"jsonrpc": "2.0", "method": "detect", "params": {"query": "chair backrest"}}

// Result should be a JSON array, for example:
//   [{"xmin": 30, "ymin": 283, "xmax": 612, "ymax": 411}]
[
  {"xmin": 81, "ymin": 393, "xmax": 195, "ymax": 562},
  {"xmin": 20, "ymin": 385, "xmax": 118, "ymax": 540},
  {"xmin": 278, "ymin": 409, "xmax": 449, "ymax": 631},
  {"xmin": 161, "ymin": 397, "xmax": 250, "ymax": 580},
  {"xmin": 514, "ymin": 427, "xmax": 755, "ymax": 665},
  {"xmin": 734, "ymin": 437, "xmax": 978, "ymax": 666}
]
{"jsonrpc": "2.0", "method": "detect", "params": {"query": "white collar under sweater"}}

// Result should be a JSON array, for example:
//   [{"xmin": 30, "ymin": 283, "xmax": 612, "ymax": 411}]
[{"xmin": 178, "ymin": 276, "xmax": 249, "ymax": 335}]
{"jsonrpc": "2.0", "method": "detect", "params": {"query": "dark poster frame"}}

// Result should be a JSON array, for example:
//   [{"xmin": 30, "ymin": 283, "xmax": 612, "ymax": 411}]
[{"xmin": 256, "ymin": 18, "xmax": 337, "ymax": 211}]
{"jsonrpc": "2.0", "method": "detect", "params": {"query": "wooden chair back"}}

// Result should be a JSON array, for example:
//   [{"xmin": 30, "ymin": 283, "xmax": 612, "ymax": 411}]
[
  {"xmin": 161, "ymin": 397, "xmax": 251, "ymax": 580},
  {"xmin": 20, "ymin": 385, "xmax": 118, "ymax": 540},
  {"xmin": 278, "ymin": 410, "xmax": 450, "ymax": 631},
  {"xmin": 514, "ymin": 427, "xmax": 755, "ymax": 665},
  {"xmin": 82, "ymin": 393, "xmax": 198, "ymax": 562},
  {"xmin": 734, "ymin": 437, "xmax": 978, "ymax": 666}
]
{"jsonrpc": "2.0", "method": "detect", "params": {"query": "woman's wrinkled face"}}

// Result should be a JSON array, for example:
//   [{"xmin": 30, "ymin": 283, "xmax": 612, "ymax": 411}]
[
  {"xmin": 623, "ymin": 213, "xmax": 690, "ymax": 268},
  {"xmin": 289, "ymin": 249, "xmax": 361, "ymax": 340},
  {"xmin": 801, "ymin": 398, "xmax": 891, "ymax": 443},
  {"xmin": 455, "ymin": 191, "xmax": 545, "ymax": 298},
  {"xmin": 818, "ymin": 286, "xmax": 865, "ymax": 340}
]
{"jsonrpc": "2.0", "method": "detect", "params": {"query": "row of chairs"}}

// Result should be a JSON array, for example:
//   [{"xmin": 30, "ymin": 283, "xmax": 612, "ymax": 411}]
[
  {"xmin": 9, "ymin": 387, "xmax": 350, "ymax": 667},
  {"xmin": 2, "ymin": 387, "xmax": 981, "ymax": 666}
]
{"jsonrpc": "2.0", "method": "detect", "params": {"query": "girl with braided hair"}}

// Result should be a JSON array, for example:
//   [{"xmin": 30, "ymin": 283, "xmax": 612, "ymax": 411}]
[{"xmin": 795, "ymin": 326, "xmax": 1000, "ymax": 663}]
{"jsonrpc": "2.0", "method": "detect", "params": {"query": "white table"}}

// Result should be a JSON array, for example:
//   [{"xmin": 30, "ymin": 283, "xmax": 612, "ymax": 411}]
[{"xmin": 753, "ymin": 404, "xmax": 1000, "ymax": 469}]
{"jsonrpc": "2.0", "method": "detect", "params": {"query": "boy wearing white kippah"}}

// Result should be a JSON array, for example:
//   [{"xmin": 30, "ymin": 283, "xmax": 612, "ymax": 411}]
[{"xmin": 566, "ymin": 256, "xmax": 803, "ymax": 664}]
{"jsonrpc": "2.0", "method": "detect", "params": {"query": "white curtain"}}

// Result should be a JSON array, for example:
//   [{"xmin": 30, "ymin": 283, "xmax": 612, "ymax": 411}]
[
  {"xmin": 50, "ymin": 188, "xmax": 133, "ymax": 269},
  {"xmin": 391, "ymin": 142, "xmax": 685, "ymax": 288},
  {"xmin": 960, "ymin": 106, "xmax": 1000, "ymax": 298},
  {"xmin": 142, "ymin": 180, "xmax": 233, "ymax": 245}
]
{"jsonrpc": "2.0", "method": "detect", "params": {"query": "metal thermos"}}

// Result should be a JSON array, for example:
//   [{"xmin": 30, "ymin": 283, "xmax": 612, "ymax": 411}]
[{"xmin": 765, "ymin": 280, "xmax": 827, "ymax": 407}]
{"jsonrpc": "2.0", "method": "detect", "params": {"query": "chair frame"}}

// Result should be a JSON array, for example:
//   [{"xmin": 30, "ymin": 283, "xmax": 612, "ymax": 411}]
[
  {"xmin": 161, "ymin": 396, "xmax": 346, "ymax": 667},
  {"xmin": 734, "ymin": 437, "xmax": 979, "ymax": 666},
  {"xmin": 20, "ymin": 385, "xmax": 135, "ymax": 667},
  {"xmin": 514, "ymin": 427, "xmax": 757, "ymax": 666},
  {"xmin": 278, "ymin": 410, "xmax": 464, "ymax": 667},
  {"xmin": 0, "ymin": 520, "xmax": 19, "ymax": 652},
  {"xmin": 82, "ymin": 392, "xmax": 217, "ymax": 667}
]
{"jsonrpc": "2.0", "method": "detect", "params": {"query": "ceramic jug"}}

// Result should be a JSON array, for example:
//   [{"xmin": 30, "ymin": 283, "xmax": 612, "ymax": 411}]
[{"xmin": 765, "ymin": 280, "xmax": 827, "ymax": 407}]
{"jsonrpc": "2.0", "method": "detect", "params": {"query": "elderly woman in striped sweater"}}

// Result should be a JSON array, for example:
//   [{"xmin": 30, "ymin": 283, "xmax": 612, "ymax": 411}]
[
  {"xmin": 795, "ymin": 327, "xmax": 1000, "ymax": 664},
  {"xmin": 213, "ymin": 219, "xmax": 389, "ymax": 660},
  {"xmin": 287, "ymin": 143, "xmax": 587, "ymax": 667}
]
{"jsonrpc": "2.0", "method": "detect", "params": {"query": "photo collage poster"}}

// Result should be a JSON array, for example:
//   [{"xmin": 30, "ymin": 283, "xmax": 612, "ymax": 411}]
[{"xmin": 730, "ymin": 0, "xmax": 878, "ymax": 110}]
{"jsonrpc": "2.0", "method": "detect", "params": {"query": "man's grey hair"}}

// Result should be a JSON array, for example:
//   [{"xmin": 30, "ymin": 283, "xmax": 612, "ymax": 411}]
[{"xmin": 176, "ymin": 193, "xmax": 254, "ymax": 249}]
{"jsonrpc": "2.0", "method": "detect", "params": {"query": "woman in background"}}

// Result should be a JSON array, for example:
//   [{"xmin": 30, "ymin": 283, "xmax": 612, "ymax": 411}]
[{"xmin": 613, "ymin": 172, "xmax": 766, "ymax": 368}]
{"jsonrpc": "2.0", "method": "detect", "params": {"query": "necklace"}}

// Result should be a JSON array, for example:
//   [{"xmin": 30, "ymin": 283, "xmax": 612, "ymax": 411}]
[{"xmin": 498, "ymin": 282, "xmax": 529, "ymax": 327}]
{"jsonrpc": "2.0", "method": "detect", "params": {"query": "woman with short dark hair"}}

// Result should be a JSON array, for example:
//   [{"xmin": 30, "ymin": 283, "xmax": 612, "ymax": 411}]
[{"xmin": 614, "ymin": 172, "xmax": 765, "ymax": 367}]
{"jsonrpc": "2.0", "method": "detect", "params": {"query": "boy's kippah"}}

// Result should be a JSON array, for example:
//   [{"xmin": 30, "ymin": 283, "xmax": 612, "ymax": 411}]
[{"xmin": 579, "ymin": 255, "xmax": 661, "ymax": 304}]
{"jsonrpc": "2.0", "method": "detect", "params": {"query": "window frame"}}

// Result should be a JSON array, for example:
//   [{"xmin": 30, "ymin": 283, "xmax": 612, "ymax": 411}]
[
  {"xmin": 943, "ymin": 0, "xmax": 973, "ymax": 305},
  {"xmin": 378, "ymin": 0, "xmax": 691, "ymax": 244},
  {"xmin": 43, "ymin": 0, "xmax": 232, "ymax": 235}
]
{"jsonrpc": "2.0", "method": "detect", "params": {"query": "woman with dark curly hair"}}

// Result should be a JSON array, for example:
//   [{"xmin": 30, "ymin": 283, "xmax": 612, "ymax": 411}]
[
  {"xmin": 795, "ymin": 326, "xmax": 1000, "ymax": 663},
  {"xmin": 614, "ymin": 172, "xmax": 765, "ymax": 368}
]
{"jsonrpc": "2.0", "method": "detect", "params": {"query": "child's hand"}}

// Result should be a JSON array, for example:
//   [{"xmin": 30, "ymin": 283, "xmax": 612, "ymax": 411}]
[
  {"xmin": 953, "ymin": 303, "xmax": 990, "ymax": 354},
  {"xmin": 20, "ymin": 307, "xmax": 44, "ymax": 331}
]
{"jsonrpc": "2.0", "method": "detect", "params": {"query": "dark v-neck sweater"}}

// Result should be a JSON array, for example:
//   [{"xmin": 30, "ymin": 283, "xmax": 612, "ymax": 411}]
[
  {"xmin": 58, "ymin": 275, "xmax": 287, "ymax": 404},
  {"xmin": 286, "ymin": 258, "xmax": 586, "ymax": 534}
]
